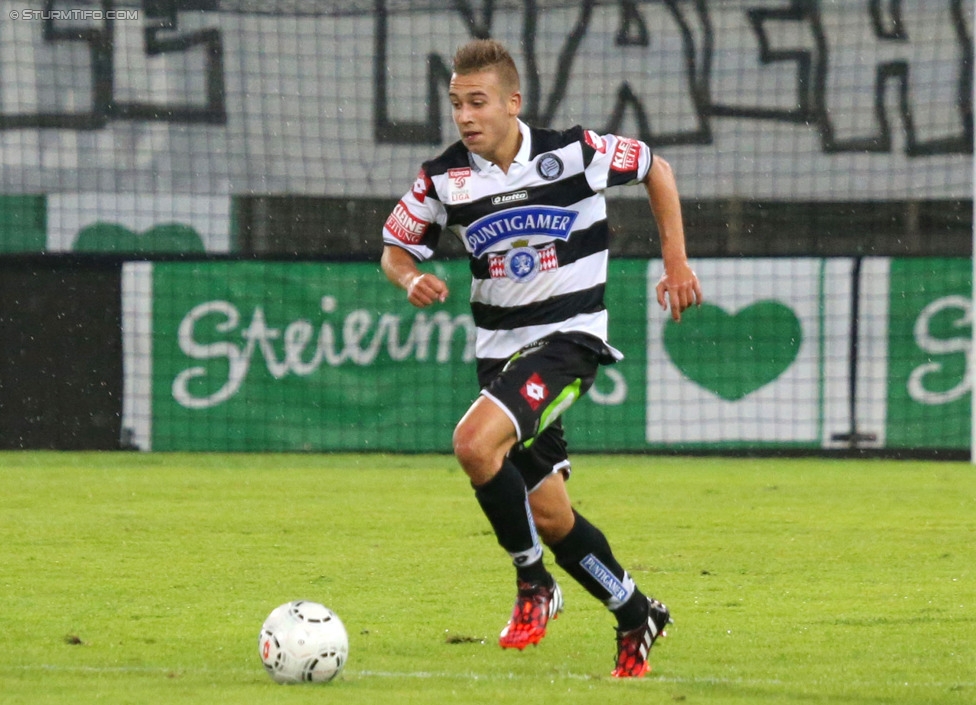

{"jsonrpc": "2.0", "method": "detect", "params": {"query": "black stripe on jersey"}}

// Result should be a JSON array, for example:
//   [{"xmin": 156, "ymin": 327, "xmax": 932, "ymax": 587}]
[
  {"xmin": 607, "ymin": 167, "xmax": 642, "ymax": 188},
  {"xmin": 468, "ymin": 220, "xmax": 609, "ymax": 280},
  {"xmin": 422, "ymin": 141, "xmax": 471, "ymax": 177},
  {"xmin": 445, "ymin": 171, "xmax": 596, "ymax": 228},
  {"xmin": 471, "ymin": 284, "xmax": 606, "ymax": 331},
  {"xmin": 529, "ymin": 125, "xmax": 586, "ymax": 159}
]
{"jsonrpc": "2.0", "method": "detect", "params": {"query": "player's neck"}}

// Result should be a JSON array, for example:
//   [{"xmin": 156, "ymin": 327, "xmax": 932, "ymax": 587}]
[{"xmin": 481, "ymin": 124, "xmax": 522, "ymax": 174}]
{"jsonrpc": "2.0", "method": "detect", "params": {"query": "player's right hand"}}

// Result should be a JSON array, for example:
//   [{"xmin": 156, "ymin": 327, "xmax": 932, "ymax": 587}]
[{"xmin": 407, "ymin": 272, "xmax": 449, "ymax": 308}]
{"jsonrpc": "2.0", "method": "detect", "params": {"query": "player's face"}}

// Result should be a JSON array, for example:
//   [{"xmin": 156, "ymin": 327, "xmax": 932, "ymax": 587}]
[{"xmin": 449, "ymin": 69, "xmax": 521, "ymax": 165}]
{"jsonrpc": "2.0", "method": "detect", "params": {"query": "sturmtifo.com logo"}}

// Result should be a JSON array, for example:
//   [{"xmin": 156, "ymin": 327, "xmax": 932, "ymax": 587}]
[{"xmin": 8, "ymin": 8, "xmax": 140, "ymax": 20}]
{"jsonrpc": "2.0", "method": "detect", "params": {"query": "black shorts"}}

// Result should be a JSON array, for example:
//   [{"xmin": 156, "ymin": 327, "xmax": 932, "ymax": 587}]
[{"xmin": 476, "ymin": 335, "xmax": 600, "ymax": 492}]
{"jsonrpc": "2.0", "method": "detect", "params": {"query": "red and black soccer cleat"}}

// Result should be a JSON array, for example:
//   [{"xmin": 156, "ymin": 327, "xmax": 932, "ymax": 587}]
[
  {"xmin": 498, "ymin": 579, "xmax": 564, "ymax": 650},
  {"xmin": 611, "ymin": 597, "xmax": 671, "ymax": 678}
]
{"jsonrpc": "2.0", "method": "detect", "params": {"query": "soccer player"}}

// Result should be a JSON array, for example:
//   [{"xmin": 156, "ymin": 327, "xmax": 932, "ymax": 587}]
[{"xmin": 381, "ymin": 38, "xmax": 701, "ymax": 677}]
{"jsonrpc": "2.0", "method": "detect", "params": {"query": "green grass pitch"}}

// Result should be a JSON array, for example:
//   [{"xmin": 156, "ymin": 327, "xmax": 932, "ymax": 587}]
[{"xmin": 1, "ymin": 452, "xmax": 974, "ymax": 704}]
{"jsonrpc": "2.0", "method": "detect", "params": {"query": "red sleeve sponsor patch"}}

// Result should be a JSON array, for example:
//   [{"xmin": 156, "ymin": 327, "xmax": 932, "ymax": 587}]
[
  {"xmin": 412, "ymin": 168, "xmax": 432, "ymax": 203},
  {"xmin": 610, "ymin": 137, "xmax": 641, "ymax": 173},
  {"xmin": 385, "ymin": 200, "xmax": 429, "ymax": 245}
]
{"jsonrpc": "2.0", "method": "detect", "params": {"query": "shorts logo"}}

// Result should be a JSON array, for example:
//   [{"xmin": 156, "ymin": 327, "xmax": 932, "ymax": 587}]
[
  {"xmin": 384, "ymin": 200, "xmax": 428, "ymax": 245},
  {"xmin": 611, "ymin": 137, "xmax": 641, "ymax": 172},
  {"xmin": 464, "ymin": 206, "xmax": 577, "ymax": 257},
  {"xmin": 520, "ymin": 373, "xmax": 549, "ymax": 411},
  {"xmin": 536, "ymin": 153, "xmax": 564, "ymax": 181}
]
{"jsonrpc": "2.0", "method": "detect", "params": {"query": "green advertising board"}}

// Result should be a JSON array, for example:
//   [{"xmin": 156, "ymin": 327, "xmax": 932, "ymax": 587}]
[
  {"xmin": 124, "ymin": 258, "xmax": 972, "ymax": 453},
  {"xmin": 886, "ymin": 258, "xmax": 971, "ymax": 449},
  {"xmin": 151, "ymin": 261, "xmax": 476, "ymax": 451}
]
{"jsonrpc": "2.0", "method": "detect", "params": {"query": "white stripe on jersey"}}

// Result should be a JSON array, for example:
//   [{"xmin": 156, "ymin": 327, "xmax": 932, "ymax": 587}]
[
  {"xmin": 476, "ymin": 310, "xmax": 623, "ymax": 361},
  {"xmin": 565, "ymin": 193, "xmax": 608, "ymax": 233}
]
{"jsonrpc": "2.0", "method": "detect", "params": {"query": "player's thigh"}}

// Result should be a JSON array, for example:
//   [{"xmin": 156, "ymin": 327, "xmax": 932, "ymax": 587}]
[
  {"xmin": 480, "ymin": 337, "xmax": 599, "ymax": 443},
  {"xmin": 509, "ymin": 420, "xmax": 569, "ymax": 492}
]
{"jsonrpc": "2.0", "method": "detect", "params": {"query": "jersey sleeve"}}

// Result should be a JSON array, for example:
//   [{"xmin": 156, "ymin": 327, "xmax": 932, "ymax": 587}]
[
  {"xmin": 382, "ymin": 166, "xmax": 446, "ymax": 262},
  {"xmin": 580, "ymin": 129, "xmax": 653, "ymax": 193}
]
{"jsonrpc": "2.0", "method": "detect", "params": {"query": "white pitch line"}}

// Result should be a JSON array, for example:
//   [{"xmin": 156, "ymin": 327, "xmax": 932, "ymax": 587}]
[{"xmin": 9, "ymin": 665, "xmax": 976, "ymax": 690}]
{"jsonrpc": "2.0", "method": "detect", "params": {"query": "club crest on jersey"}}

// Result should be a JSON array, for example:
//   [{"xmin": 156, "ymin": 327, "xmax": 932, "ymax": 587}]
[
  {"xmin": 536, "ymin": 153, "xmax": 564, "ymax": 181},
  {"xmin": 489, "ymin": 243, "xmax": 558, "ymax": 282},
  {"xmin": 503, "ymin": 246, "xmax": 540, "ymax": 283},
  {"xmin": 464, "ymin": 206, "xmax": 577, "ymax": 257}
]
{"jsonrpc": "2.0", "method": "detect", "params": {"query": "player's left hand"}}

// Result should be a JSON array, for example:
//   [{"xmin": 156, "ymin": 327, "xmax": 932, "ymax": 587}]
[{"xmin": 656, "ymin": 262, "xmax": 702, "ymax": 322}]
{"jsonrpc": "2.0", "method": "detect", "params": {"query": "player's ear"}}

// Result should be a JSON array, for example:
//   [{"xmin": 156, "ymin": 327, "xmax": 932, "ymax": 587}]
[{"xmin": 508, "ymin": 90, "xmax": 522, "ymax": 117}]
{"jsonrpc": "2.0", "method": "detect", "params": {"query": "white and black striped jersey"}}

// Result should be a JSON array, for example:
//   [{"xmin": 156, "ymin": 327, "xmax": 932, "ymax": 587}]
[{"xmin": 383, "ymin": 118, "xmax": 653, "ymax": 362}]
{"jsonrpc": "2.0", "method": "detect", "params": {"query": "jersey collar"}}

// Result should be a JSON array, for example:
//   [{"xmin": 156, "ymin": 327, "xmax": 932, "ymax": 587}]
[{"xmin": 468, "ymin": 119, "xmax": 532, "ymax": 173}]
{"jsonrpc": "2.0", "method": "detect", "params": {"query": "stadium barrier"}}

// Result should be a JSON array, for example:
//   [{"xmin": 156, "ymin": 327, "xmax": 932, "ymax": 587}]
[
  {"xmin": 114, "ymin": 257, "xmax": 969, "ymax": 455},
  {"xmin": 0, "ymin": 259, "xmax": 123, "ymax": 449}
]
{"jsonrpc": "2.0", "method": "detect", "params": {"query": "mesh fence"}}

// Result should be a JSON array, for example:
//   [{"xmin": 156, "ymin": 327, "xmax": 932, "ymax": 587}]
[{"xmin": 0, "ymin": 0, "xmax": 972, "ymax": 453}]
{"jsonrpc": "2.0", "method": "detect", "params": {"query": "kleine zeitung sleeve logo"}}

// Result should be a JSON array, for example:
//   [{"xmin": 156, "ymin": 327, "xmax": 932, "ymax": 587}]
[{"xmin": 384, "ymin": 200, "xmax": 428, "ymax": 245}]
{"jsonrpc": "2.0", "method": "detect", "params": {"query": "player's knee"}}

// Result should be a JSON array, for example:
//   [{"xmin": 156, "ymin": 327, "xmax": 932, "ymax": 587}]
[
  {"xmin": 532, "ymin": 514, "xmax": 562, "ymax": 546},
  {"xmin": 531, "ymin": 504, "xmax": 574, "ymax": 545},
  {"xmin": 453, "ymin": 422, "xmax": 506, "ymax": 485},
  {"xmin": 452, "ymin": 422, "xmax": 483, "ymax": 472}
]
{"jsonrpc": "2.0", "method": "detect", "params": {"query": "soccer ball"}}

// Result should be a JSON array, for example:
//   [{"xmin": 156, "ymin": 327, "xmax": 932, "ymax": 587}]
[{"xmin": 258, "ymin": 600, "xmax": 349, "ymax": 684}]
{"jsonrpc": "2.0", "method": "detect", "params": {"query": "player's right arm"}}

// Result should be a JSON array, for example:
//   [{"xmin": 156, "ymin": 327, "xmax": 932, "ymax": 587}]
[
  {"xmin": 381, "ymin": 245, "xmax": 449, "ymax": 307},
  {"xmin": 381, "ymin": 166, "xmax": 449, "ymax": 308}
]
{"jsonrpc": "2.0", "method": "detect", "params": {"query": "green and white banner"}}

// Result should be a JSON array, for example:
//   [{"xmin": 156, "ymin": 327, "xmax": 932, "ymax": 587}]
[
  {"xmin": 122, "ymin": 258, "xmax": 971, "ymax": 452},
  {"xmin": 125, "ymin": 261, "xmax": 475, "ymax": 451},
  {"xmin": 48, "ymin": 193, "xmax": 233, "ymax": 254},
  {"xmin": 884, "ymin": 258, "xmax": 972, "ymax": 449},
  {"xmin": 646, "ymin": 259, "xmax": 855, "ymax": 448}
]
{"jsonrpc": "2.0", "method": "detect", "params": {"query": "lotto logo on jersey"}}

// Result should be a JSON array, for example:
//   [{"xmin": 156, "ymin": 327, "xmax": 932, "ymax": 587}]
[
  {"xmin": 384, "ymin": 200, "xmax": 428, "ymax": 245},
  {"xmin": 520, "ymin": 373, "xmax": 549, "ymax": 411},
  {"xmin": 412, "ymin": 168, "xmax": 432, "ymax": 203},
  {"xmin": 584, "ymin": 130, "xmax": 607, "ymax": 154},
  {"xmin": 611, "ymin": 137, "xmax": 641, "ymax": 172}
]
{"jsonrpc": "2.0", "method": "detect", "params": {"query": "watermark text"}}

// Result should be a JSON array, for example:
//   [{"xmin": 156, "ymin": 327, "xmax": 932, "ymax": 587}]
[{"xmin": 8, "ymin": 8, "xmax": 140, "ymax": 21}]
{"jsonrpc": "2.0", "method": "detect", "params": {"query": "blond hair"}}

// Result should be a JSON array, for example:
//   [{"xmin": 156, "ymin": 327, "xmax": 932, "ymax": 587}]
[{"xmin": 452, "ymin": 39, "xmax": 520, "ymax": 93}]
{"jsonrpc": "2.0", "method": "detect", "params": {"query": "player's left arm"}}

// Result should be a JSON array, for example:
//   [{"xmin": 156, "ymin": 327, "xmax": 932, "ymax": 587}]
[{"xmin": 644, "ymin": 155, "xmax": 702, "ymax": 322}]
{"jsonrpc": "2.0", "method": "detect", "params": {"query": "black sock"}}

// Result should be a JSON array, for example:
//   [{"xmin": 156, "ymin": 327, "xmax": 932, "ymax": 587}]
[
  {"xmin": 550, "ymin": 510, "xmax": 648, "ymax": 630},
  {"xmin": 474, "ymin": 459, "xmax": 549, "ymax": 584}
]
